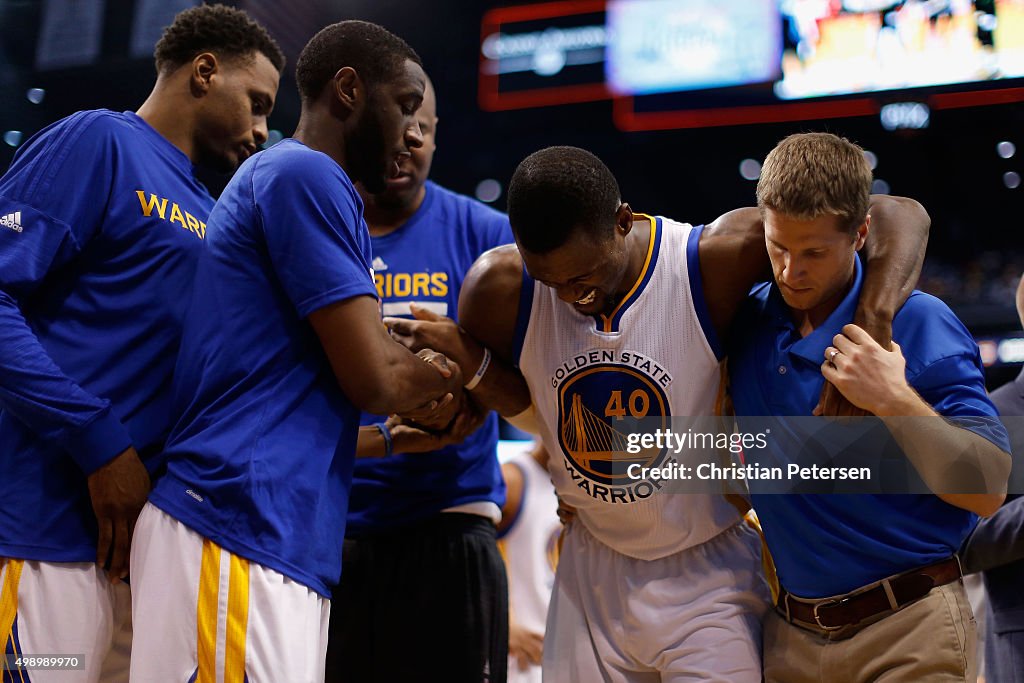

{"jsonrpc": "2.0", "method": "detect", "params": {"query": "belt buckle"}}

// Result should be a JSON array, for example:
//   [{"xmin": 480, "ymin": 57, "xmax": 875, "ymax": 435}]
[{"xmin": 812, "ymin": 599, "xmax": 845, "ymax": 631}]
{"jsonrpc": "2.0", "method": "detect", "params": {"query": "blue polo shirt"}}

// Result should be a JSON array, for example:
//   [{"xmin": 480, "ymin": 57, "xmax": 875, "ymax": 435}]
[{"xmin": 729, "ymin": 256, "xmax": 1009, "ymax": 598}]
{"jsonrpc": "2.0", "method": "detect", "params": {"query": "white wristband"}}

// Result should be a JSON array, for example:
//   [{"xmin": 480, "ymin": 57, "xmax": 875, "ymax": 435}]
[{"xmin": 464, "ymin": 347, "xmax": 492, "ymax": 390}]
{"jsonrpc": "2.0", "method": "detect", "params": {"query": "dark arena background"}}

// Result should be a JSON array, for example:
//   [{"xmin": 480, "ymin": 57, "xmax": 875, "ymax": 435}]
[{"xmin": 1, "ymin": 0, "xmax": 1022, "ymax": 385}]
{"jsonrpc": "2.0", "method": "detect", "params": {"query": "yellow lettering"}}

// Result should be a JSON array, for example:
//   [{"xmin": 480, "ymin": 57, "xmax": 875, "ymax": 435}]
[
  {"xmin": 136, "ymin": 191, "xmax": 168, "ymax": 219},
  {"xmin": 136, "ymin": 191, "xmax": 206, "ymax": 239},
  {"xmin": 430, "ymin": 272, "xmax": 449, "ymax": 297},
  {"xmin": 184, "ymin": 212, "xmax": 201, "ymax": 236},
  {"xmin": 374, "ymin": 273, "xmax": 385, "ymax": 298},
  {"xmin": 393, "ymin": 273, "xmax": 411, "ymax": 297},
  {"xmin": 169, "ymin": 203, "xmax": 187, "ymax": 228},
  {"xmin": 412, "ymin": 273, "xmax": 430, "ymax": 297}
]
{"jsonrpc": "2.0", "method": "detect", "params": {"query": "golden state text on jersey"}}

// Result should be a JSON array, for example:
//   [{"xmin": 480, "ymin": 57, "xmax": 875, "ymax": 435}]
[{"xmin": 554, "ymin": 350, "xmax": 673, "ymax": 504}]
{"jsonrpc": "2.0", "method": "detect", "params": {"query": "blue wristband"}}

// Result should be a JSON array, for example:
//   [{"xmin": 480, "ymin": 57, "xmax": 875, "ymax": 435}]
[{"xmin": 375, "ymin": 422, "xmax": 393, "ymax": 458}]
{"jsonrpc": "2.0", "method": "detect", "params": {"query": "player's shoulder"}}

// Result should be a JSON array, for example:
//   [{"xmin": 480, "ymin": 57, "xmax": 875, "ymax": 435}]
[
  {"xmin": 701, "ymin": 207, "xmax": 762, "ymax": 239},
  {"xmin": 53, "ymin": 108, "xmax": 130, "ymax": 135},
  {"xmin": 894, "ymin": 290, "xmax": 966, "ymax": 335},
  {"xmin": 695, "ymin": 207, "xmax": 765, "ymax": 268},
  {"xmin": 894, "ymin": 290, "xmax": 977, "ymax": 368},
  {"xmin": 253, "ymin": 139, "xmax": 342, "ymax": 177},
  {"xmin": 655, "ymin": 214, "xmax": 695, "ymax": 232},
  {"xmin": 460, "ymin": 244, "xmax": 525, "ymax": 360},
  {"xmin": 1, "ymin": 110, "xmax": 130, "ymax": 197},
  {"xmin": 428, "ymin": 181, "xmax": 508, "ymax": 226},
  {"xmin": 428, "ymin": 180, "xmax": 493, "ymax": 211},
  {"xmin": 250, "ymin": 140, "xmax": 358, "ymax": 200},
  {"xmin": 462, "ymin": 245, "xmax": 524, "ymax": 311},
  {"xmin": 19, "ymin": 109, "xmax": 126, "ymax": 157},
  {"xmin": 467, "ymin": 244, "xmax": 523, "ymax": 288},
  {"xmin": 648, "ymin": 214, "xmax": 695, "ymax": 246}
]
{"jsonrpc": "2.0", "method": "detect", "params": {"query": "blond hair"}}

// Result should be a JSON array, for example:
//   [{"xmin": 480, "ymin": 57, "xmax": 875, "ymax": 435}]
[{"xmin": 756, "ymin": 133, "xmax": 872, "ymax": 233}]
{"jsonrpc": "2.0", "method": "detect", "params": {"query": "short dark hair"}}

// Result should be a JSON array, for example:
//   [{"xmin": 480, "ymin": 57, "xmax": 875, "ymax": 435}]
[
  {"xmin": 154, "ymin": 4, "xmax": 285, "ymax": 75},
  {"xmin": 757, "ymin": 132, "xmax": 872, "ymax": 233},
  {"xmin": 295, "ymin": 20, "xmax": 422, "ymax": 102},
  {"xmin": 508, "ymin": 146, "xmax": 621, "ymax": 253}
]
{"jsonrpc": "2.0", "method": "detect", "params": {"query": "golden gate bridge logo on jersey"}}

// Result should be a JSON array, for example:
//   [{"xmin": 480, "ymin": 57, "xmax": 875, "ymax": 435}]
[{"xmin": 557, "ymin": 363, "xmax": 670, "ymax": 503}]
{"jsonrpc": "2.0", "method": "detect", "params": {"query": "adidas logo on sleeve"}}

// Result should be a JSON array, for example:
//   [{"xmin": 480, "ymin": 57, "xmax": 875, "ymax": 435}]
[{"xmin": 0, "ymin": 211, "xmax": 23, "ymax": 233}]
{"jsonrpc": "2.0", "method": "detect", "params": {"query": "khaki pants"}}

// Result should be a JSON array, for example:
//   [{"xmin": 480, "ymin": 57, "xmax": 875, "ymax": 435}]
[{"xmin": 765, "ymin": 581, "xmax": 977, "ymax": 683}]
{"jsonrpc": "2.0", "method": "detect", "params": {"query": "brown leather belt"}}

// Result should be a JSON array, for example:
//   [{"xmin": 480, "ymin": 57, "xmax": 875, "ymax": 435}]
[{"xmin": 777, "ymin": 556, "xmax": 962, "ymax": 631}]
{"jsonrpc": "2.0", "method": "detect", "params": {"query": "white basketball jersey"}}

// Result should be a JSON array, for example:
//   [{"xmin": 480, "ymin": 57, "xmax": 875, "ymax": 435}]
[{"xmin": 516, "ymin": 216, "xmax": 742, "ymax": 560}]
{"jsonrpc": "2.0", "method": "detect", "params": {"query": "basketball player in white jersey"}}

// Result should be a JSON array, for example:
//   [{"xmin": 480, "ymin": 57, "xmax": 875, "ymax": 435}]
[{"xmin": 386, "ymin": 146, "xmax": 930, "ymax": 681}]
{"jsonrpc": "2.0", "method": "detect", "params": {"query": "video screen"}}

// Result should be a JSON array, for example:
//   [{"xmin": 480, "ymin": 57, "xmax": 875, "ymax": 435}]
[
  {"xmin": 603, "ymin": 0, "xmax": 1024, "ymax": 99},
  {"xmin": 606, "ymin": 0, "xmax": 783, "ymax": 95},
  {"xmin": 777, "ymin": 0, "xmax": 1024, "ymax": 99}
]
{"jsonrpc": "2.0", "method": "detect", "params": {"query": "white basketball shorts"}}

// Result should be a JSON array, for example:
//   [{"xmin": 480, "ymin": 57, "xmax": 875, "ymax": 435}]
[
  {"xmin": 543, "ymin": 520, "xmax": 770, "ymax": 682},
  {"xmin": 129, "ymin": 503, "xmax": 329, "ymax": 683},
  {"xmin": 0, "ymin": 556, "xmax": 130, "ymax": 682}
]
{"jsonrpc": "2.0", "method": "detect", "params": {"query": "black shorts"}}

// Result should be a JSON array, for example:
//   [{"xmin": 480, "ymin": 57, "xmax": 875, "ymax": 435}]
[{"xmin": 326, "ymin": 512, "xmax": 509, "ymax": 683}]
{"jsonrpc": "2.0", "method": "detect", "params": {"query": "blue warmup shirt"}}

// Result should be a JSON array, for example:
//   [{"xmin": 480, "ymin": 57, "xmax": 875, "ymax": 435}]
[
  {"xmin": 0, "ymin": 110, "xmax": 211, "ymax": 562},
  {"xmin": 729, "ymin": 256, "xmax": 1009, "ymax": 598},
  {"xmin": 347, "ymin": 181, "xmax": 513, "ymax": 536},
  {"xmin": 151, "ymin": 139, "xmax": 377, "ymax": 597}
]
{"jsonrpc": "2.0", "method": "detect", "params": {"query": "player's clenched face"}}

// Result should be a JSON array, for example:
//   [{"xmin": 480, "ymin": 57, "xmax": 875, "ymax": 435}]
[
  {"xmin": 764, "ymin": 209, "xmax": 869, "ymax": 324},
  {"xmin": 347, "ymin": 59, "xmax": 426, "ymax": 195},
  {"xmin": 194, "ymin": 51, "xmax": 279, "ymax": 173},
  {"xmin": 520, "ymin": 220, "xmax": 633, "ymax": 317}
]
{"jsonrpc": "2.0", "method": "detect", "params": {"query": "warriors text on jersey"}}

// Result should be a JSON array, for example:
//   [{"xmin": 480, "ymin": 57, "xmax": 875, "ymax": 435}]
[{"xmin": 0, "ymin": 110, "xmax": 212, "ymax": 561}]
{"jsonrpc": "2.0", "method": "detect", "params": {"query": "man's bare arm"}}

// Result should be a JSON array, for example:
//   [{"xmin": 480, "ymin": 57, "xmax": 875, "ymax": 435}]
[
  {"xmin": 458, "ymin": 246, "xmax": 534, "ymax": 418},
  {"xmin": 856, "ymin": 195, "xmax": 931, "ymax": 346},
  {"xmin": 818, "ymin": 195, "xmax": 930, "ymax": 416},
  {"xmin": 308, "ymin": 295, "xmax": 462, "ymax": 416},
  {"xmin": 698, "ymin": 207, "xmax": 769, "ymax": 346},
  {"xmin": 385, "ymin": 245, "xmax": 533, "ymax": 419}
]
